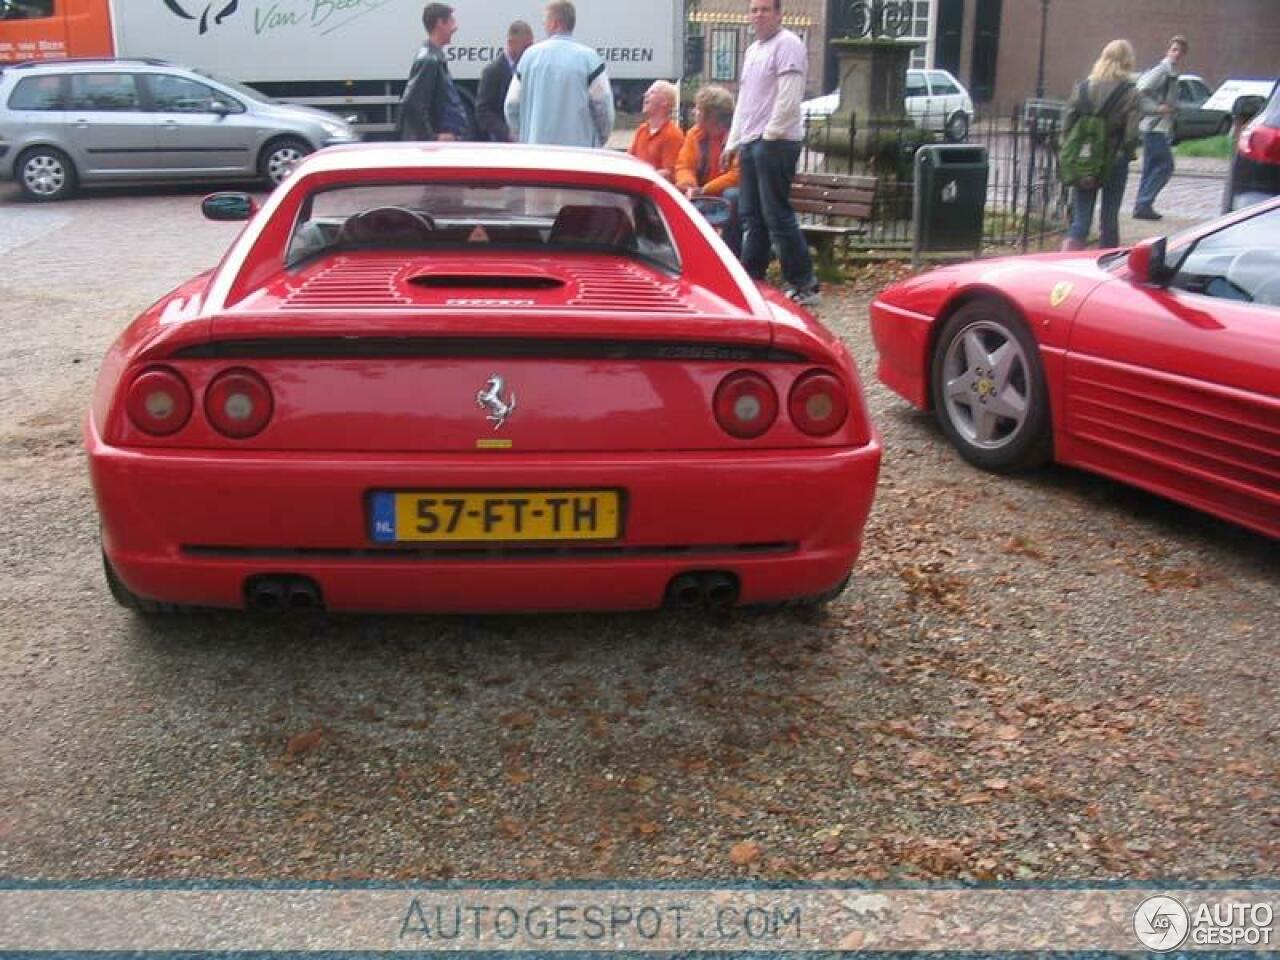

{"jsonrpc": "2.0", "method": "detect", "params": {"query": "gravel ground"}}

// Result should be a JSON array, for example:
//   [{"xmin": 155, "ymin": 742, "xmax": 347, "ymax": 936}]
[{"xmin": 0, "ymin": 185, "xmax": 1276, "ymax": 884}]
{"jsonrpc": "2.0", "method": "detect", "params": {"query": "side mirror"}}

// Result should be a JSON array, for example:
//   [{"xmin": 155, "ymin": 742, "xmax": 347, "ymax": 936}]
[
  {"xmin": 202, "ymin": 192, "xmax": 257, "ymax": 222},
  {"xmin": 1127, "ymin": 236, "xmax": 1169, "ymax": 285},
  {"xmin": 1233, "ymin": 95, "xmax": 1265, "ymax": 124},
  {"xmin": 209, "ymin": 99, "xmax": 233, "ymax": 116}
]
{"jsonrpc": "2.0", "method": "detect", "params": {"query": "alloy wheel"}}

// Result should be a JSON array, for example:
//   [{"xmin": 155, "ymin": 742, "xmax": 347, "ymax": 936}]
[
  {"xmin": 940, "ymin": 320, "xmax": 1031, "ymax": 449},
  {"xmin": 23, "ymin": 154, "xmax": 66, "ymax": 198}
]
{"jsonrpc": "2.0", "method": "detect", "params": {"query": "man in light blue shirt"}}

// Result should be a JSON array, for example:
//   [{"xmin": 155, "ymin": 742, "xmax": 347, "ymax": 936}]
[{"xmin": 504, "ymin": 1, "xmax": 615, "ymax": 148}]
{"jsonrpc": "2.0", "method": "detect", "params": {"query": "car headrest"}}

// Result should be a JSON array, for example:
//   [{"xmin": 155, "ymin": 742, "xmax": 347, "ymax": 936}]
[{"xmin": 548, "ymin": 205, "xmax": 635, "ymax": 248}]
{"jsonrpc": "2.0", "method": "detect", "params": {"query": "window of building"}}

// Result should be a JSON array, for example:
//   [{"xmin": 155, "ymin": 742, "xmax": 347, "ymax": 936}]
[
  {"xmin": 709, "ymin": 27, "xmax": 739, "ymax": 82},
  {"xmin": 907, "ymin": 0, "xmax": 932, "ymax": 68}
]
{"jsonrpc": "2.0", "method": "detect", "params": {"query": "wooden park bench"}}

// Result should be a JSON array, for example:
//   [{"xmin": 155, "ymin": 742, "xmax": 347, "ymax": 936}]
[{"xmin": 790, "ymin": 172, "xmax": 879, "ymax": 272}]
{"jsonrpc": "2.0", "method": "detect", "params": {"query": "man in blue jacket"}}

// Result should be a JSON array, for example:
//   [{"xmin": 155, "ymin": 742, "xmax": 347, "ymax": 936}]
[{"xmin": 504, "ymin": 1, "xmax": 615, "ymax": 148}]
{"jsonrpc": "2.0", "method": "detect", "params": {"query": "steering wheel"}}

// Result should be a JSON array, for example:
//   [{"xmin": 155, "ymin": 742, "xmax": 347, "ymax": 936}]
[
  {"xmin": 1224, "ymin": 248, "xmax": 1280, "ymax": 305},
  {"xmin": 338, "ymin": 205, "xmax": 436, "ymax": 247}
]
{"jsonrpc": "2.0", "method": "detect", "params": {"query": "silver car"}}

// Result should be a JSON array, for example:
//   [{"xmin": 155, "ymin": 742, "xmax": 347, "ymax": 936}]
[{"xmin": 0, "ymin": 58, "xmax": 359, "ymax": 201}]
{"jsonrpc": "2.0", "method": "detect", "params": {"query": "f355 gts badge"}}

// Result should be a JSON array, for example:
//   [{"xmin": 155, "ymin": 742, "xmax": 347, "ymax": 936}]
[{"xmin": 476, "ymin": 374, "xmax": 517, "ymax": 430}]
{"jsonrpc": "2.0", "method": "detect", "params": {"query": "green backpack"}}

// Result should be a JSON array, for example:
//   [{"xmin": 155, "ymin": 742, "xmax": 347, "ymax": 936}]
[{"xmin": 1059, "ymin": 80, "xmax": 1132, "ymax": 190}]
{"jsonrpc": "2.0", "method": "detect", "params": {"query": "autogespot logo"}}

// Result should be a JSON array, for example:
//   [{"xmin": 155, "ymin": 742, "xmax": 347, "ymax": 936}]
[{"xmin": 1134, "ymin": 896, "xmax": 1191, "ymax": 952}]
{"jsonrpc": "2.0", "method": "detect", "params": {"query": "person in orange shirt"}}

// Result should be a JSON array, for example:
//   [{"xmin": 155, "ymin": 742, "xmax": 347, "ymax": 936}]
[
  {"xmin": 628, "ymin": 81, "xmax": 683, "ymax": 181},
  {"xmin": 675, "ymin": 85, "xmax": 742, "ymax": 254}
]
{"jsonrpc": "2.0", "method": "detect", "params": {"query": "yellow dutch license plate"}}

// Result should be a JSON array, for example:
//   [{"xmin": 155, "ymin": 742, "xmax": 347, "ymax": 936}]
[{"xmin": 371, "ymin": 490, "xmax": 621, "ymax": 543}]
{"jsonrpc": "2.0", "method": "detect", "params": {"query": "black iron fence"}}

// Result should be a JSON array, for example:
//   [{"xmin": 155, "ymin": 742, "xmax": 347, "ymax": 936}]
[{"xmin": 796, "ymin": 100, "xmax": 1067, "ymax": 258}]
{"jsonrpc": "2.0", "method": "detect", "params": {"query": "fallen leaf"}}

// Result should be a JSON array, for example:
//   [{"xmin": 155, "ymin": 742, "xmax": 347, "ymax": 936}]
[
  {"xmin": 729, "ymin": 841, "xmax": 762, "ymax": 866},
  {"xmin": 994, "ymin": 725, "xmax": 1022, "ymax": 741},
  {"xmin": 498, "ymin": 817, "xmax": 524, "ymax": 839},
  {"xmin": 500, "ymin": 711, "xmax": 536, "ymax": 731},
  {"xmin": 982, "ymin": 778, "xmax": 1010, "ymax": 791},
  {"xmin": 630, "ymin": 775, "xmax": 658, "ymax": 794},
  {"xmin": 285, "ymin": 728, "xmax": 324, "ymax": 757}
]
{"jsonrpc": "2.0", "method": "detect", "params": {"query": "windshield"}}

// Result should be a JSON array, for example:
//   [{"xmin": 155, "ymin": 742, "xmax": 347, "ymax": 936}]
[
  {"xmin": 287, "ymin": 183, "xmax": 682, "ymax": 274},
  {"xmin": 194, "ymin": 69, "xmax": 275, "ymax": 104}
]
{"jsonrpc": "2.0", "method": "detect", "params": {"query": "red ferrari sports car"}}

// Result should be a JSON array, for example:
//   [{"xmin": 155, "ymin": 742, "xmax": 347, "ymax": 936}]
[
  {"xmin": 87, "ymin": 143, "xmax": 881, "ymax": 614},
  {"xmin": 871, "ymin": 196, "xmax": 1280, "ymax": 540}
]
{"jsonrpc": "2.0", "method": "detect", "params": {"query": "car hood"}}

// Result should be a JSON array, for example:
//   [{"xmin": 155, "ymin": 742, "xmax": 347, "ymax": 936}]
[
  {"xmin": 874, "ymin": 249, "xmax": 1120, "ymax": 319},
  {"xmin": 257, "ymin": 101, "xmax": 352, "ymax": 128}
]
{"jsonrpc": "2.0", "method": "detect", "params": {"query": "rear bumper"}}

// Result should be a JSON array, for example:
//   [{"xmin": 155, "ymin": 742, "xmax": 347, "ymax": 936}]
[{"xmin": 88, "ymin": 418, "xmax": 881, "ymax": 612}]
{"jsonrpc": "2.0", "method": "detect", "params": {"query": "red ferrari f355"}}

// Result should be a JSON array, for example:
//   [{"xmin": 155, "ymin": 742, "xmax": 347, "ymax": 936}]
[
  {"xmin": 871, "ymin": 197, "xmax": 1280, "ymax": 539},
  {"xmin": 87, "ymin": 144, "xmax": 881, "ymax": 614}
]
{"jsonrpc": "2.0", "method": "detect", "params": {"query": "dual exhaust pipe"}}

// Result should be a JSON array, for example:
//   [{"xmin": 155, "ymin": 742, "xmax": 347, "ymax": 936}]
[
  {"xmin": 244, "ymin": 574, "xmax": 324, "ymax": 613},
  {"xmin": 246, "ymin": 572, "xmax": 737, "ymax": 614},
  {"xmin": 665, "ymin": 571, "xmax": 740, "ymax": 613}
]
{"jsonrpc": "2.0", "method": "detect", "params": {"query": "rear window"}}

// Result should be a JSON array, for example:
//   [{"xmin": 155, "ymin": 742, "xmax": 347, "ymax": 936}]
[
  {"xmin": 8, "ymin": 74, "xmax": 66, "ymax": 110},
  {"xmin": 288, "ymin": 183, "xmax": 681, "ymax": 274}
]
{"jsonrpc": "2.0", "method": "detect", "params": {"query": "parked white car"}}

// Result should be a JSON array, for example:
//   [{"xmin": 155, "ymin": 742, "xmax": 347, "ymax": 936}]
[{"xmin": 802, "ymin": 69, "xmax": 975, "ymax": 142}]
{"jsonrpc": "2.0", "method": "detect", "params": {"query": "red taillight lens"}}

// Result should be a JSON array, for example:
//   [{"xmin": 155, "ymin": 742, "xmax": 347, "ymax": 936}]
[
  {"xmin": 713, "ymin": 371, "xmax": 778, "ymax": 439},
  {"xmin": 125, "ymin": 367, "xmax": 192, "ymax": 436},
  {"xmin": 788, "ymin": 370, "xmax": 849, "ymax": 436},
  {"xmin": 1240, "ymin": 124, "xmax": 1280, "ymax": 164},
  {"xmin": 204, "ymin": 368, "xmax": 273, "ymax": 438}
]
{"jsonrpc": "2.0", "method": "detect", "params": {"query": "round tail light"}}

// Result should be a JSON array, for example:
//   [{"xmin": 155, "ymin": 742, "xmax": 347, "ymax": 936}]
[
  {"xmin": 789, "ymin": 370, "xmax": 849, "ymax": 436},
  {"xmin": 714, "ymin": 371, "xmax": 778, "ymax": 439},
  {"xmin": 126, "ymin": 367, "xmax": 192, "ymax": 436},
  {"xmin": 205, "ymin": 368, "xmax": 273, "ymax": 438}
]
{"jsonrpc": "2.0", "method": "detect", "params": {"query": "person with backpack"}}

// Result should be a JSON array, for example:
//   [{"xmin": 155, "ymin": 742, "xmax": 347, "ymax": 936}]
[{"xmin": 1059, "ymin": 39, "xmax": 1143, "ymax": 251}]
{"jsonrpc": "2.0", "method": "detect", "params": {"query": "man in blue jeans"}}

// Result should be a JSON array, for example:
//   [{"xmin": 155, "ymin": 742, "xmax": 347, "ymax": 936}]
[
  {"xmin": 723, "ymin": 0, "xmax": 819, "ymax": 306},
  {"xmin": 1133, "ymin": 35, "xmax": 1188, "ymax": 220}
]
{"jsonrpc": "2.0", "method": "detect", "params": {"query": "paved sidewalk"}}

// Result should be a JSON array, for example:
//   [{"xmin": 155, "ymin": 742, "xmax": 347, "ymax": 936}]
[{"xmin": 1113, "ymin": 156, "xmax": 1228, "ymax": 246}]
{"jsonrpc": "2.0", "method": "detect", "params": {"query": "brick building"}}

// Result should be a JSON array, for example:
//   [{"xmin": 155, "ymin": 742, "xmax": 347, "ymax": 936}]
[
  {"xmin": 887, "ymin": 0, "xmax": 1279, "ymax": 107},
  {"xmin": 686, "ymin": 0, "xmax": 1279, "ymax": 108}
]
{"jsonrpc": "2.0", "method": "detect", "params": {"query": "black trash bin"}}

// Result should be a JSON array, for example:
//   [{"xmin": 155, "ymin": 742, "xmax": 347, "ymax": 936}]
[{"xmin": 913, "ymin": 144, "xmax": 989, "ymax": 263}]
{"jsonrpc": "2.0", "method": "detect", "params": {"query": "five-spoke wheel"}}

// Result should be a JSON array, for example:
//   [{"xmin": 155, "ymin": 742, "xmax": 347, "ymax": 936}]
[{"xmin": 930, "ymin": 300, "xmax": 1052, "ymax": 472}]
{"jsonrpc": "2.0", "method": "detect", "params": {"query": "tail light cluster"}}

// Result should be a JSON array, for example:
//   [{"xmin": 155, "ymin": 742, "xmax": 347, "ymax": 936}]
[
  {"xmin": 125, "ymin": 366, "xmax": 273, "ymax": 439},
  {"xmin": 713, "ymin": 368, "xmax": 850, "ymax": 439},
  {"xmin": 1239, "ymin": 123, "xmax": 1280, "ymax": 165}
]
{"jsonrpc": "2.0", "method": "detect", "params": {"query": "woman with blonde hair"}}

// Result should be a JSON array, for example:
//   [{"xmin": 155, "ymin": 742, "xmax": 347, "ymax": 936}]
[
  {"xmin": 1060, "ymin": 39, "xmax": 1143, "ymax": 250},
  {"xmin": 675, "ymin": 84, "xmax": 742, "ymax": 253}
]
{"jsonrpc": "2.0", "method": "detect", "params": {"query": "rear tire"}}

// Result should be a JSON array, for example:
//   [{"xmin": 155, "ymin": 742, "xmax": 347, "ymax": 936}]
[
  {"xmin": 17, "ymin": 146, "xmax": 77, "ymax": 202},
  {"xmin": 930, "ymin": 300, "xmax": 1052, "ymax": 473},
  {"xmin": 944, "ymin": 112, "xmax": 970, "ymax": 143},
  {"xmin": 258, "ymin": 136, "xmax": 311, "ymax": 187}
]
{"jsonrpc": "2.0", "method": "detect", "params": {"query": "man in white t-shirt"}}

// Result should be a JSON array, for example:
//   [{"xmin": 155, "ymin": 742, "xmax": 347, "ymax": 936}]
[{"xmin": 723, "ymin": 0, "xmax": 818, "ymax": 305}]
